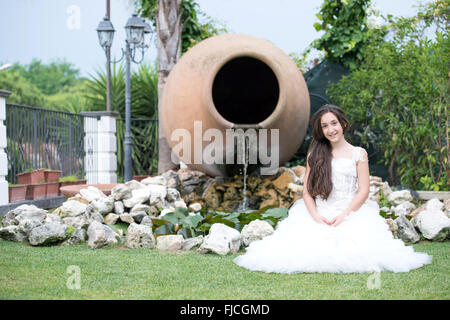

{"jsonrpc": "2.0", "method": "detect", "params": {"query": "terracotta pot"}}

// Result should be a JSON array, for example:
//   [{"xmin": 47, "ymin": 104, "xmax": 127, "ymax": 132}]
[
  {"xmin": 26, "ymin": 183, "xmax": 47, "ymax": 200},
  {"xmin": 161, "ymin": 34, "xmax": 310, "ymax": 177},
  {"xmin": 60, "ymin": 183, "xmax": 117, "ymax": 198},
  {"xmin": 17, "ymin": 169, "xmax": 45, "ymax": 185},
  {"xmin": 133, "ymin": 175, "xmax": 151, "ymax": 182},
  {"xmin": 59, "ymin": 179, "xmax": 87, "ymax": 195},
  {"xmin": 45, "ymin": 182, "xmax": 61, "ymax": 198},
  {"xmin": 9, "ymin": 185, "xmax": 27, "ymax": 203},
  {"xmin": 44, "ymin": 170, "xmax": 61, "ymax": 183}
]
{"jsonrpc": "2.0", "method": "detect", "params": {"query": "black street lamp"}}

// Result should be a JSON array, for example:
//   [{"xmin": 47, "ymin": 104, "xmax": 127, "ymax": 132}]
[{"xmin": 97, "ymin": 13, "xmax": 152, "ymax": 182}]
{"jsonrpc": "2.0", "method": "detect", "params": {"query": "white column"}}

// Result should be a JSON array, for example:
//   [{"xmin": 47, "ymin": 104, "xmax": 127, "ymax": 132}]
[
  {"xmin": 0, "ymin": 90, "xmax": 11, "ymax": 204},
  {"xmin": 82, "ymin": 111, "xmax": 118, "ymax": 184}
]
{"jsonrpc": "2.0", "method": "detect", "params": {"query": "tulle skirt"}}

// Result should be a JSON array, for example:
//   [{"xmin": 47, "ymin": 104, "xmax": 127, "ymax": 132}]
[{"xmin": 234, "ymin": 199, "xmax": 432, "ymax": 274}]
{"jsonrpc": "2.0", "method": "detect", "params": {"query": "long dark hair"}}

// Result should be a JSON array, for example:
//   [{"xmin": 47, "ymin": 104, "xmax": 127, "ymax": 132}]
[{"xmin": 307, "ymin": 104, "xmax": 350, "ymax": 200}]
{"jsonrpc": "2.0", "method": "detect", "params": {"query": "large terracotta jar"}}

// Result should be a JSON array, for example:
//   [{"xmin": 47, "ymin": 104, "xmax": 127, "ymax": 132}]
[{"xmin": 161, "ymin": 33, "xmax": 310, "ymax": 177}]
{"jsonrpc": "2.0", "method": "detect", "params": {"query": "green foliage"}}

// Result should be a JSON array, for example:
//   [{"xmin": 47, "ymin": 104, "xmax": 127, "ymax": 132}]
[
  {"xmin": 136, "ymin": 0, "xmax": 227, "ymax": 54},
  {"xmin": 0, "ymin": 69, "xmax": 46, "ymax": 106},
  {"xmin": 152, "ymin": 206, "xmax": 289, "ymax": 238},
  {"xmin": 327, "ymin": 0, "xmax": 449, "ymax": 190},
  {"xmin": 10, "ymin": 58, "xmax": 80, "ymax": 95},
  {"xmin": 84, "ymin": 62, "xmax": 158, "ymax": 118},
  {"xmin": 45, "ymin": 78, "xmax": 91, "ymax": 113},
  {"xmin": 58, "ymin": 175, "xmax": 78, "ymax": 182},
  {"xmin": 312, "ymin": 0, "xmax": 386, "ymax": 70}
]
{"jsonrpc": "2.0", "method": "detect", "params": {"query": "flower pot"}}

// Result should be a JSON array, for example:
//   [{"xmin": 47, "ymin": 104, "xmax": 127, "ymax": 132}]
[
  {"xmin": 44, "ymin": 170, "xmax": 62, "ymax": 183},
  {"xmin": 8, "ymin": 185, "xmax": 27, "ymax": 203},
  {"xmin": 26, "ymin": 183, "xmax": 47, "ymax": 200},
  {"xmin": 17, "ymin": 169, "xmax": 45, "ymax": 185},
  {"xmin": 45, "ymin": 182, "xmax": 61, "ymax": 198},
  {"xmin": 416, "ymin": 191, "xmax": 450, "ymax": 201}
]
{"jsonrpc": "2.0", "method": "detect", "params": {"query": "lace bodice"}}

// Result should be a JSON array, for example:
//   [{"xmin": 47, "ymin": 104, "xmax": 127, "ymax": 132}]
[{"xmin": 316, "ymin": 146, "xmax": 367, "ymax": 210}]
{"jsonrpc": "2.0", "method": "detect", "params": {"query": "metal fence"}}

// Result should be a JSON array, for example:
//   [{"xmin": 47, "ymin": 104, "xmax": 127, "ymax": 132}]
[
  {"xmin": 116, "ymin": 118, "xmax": 158, "ymax": 178},
  {"xmin": 5, "ymin": 104, "xmax": 98, "ymax": 184}
]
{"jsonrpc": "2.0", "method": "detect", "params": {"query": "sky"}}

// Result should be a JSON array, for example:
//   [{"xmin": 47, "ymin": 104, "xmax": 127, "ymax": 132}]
[{"xmin": 0, "ymin": 0, "xmax": 431, "ymax": 78}]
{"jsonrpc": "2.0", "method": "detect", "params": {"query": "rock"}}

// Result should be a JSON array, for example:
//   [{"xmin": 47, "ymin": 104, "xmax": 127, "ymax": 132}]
[
  {"xmin": 387, "ymin": 190, "xmax": 413, "ymax": 206},
  {"xmin": 79, "ymin": 186, "xmax": 106, "ymax": 202},
  {"xmin": 125, "ymin": 180, "xmax": 146, "ymax": 190},
  {"xmin": 84, "ymin": 205, "xmax": 104, "ymax": 225},
  {"xmin": 426, "ymin": 198, "xmax": 444, "ymax": 212},
  {"xmin": 123, "ymin": 187, "xmax": 151, "ymax": 208},
  {"xmin": 381, "ymin": 182, "xmax": 393, "ymax": 198},
  {"xmin": 291, "ymin": 165, "xmax": 306, "ymax": 182},
  {"xmin": 45, "ymin": 214, "xmax": 62, "ymax": 224},
  {"xmin": 410, "ymin": 204, "xmax": 427, "ymax": 218},
  {"xmin": 63, "ymin": 215, "xmax": 89, "ymax": 230},
  {"xmin": 198, "ymin": 223, "xmax": 241, "ymax": 255},
  {"xmin": 174, "ymin": 200, "xmax": 187, "ymax": 209},
  {"xmin": 223, "ymin": 187, "xmax": 240, "ymax": 201},
  {"xmin": 272, "ymin": 170, "xmax": 296, "ymax": 191},
  {"xmin": 148, "ymin": 185, "xmax": 167, "ymax": 207},
  {"xmin": 114, "ymin": 201, "xmax": 125, "ymax": 215},
  {"xmin": 395, "ymin": 215, "xmax": 420, "ymax": 243},
  {"xmin": 287, "ymin": 183, "xmax": 303, "ymax": 194},
  {"xmin": 444, "ymin": 199, "xmax": 450, "ymax": 218},
  {"xmin": 131, "ymin": 204, "xmax": 151, "ymax": 214},
  {"xmin": 87, "ymin": 220, "xmax": 120, "ymax": 249},
  {"xmin": 0, "ymin": 225, "xmax": 27, "ymax": 242},
  {"xmin": 141, "ymin": 176, "xmax": 167, "ymax": 186},
  {"xmin": 162, "ymin": 169, "xmax": 180, "ymax": 188},
  {"xmin": 18, "ymin": 218, "xmax": 44, "ymax": 235},
  {"xmin": 28, "ymin": 222, "xmax": 69, "ymax": 246},
  {"xmin": 104, "ymin": 213, "xmax": 119, "ymax": 225},
  {"xmin": 182, "ymin": 235, "xmax": 204, "ymax": 251},
  {"xmin": 385, "ymin": 218, "xmax": 398, "ymax": 238},
  {"xmin": 140, "ymin": 216, "xmax": 153, "ymax": 227},
  {"xmin": 2, "ymin": 204, "xmax": 47, "ymax": 227},
  {"xmin": 119, "ymin": 213, "xmax": 135, "ymax": 224},
  {"xmin": 202, "ymin": 181, "xmax": 222, "ymax": 209},
  {"xmin": 131, "ymin": 211, "xmax": 147, "ymax": 224},
  {"xmin": 59, "ymin": 200, "xmax": 88, "ymax": 217},
  {"xmin": 166, "ymin": 188, "xmax": 182, "ymax": 202},
  {"xmin": 392, "ymin": 201, "xmax": 416, "ymax": 216},
  {"xmin": 156, "ymin": 235, "xmax": 184, "ymax": 252},
  {"xmin": 124, "ymin": 223, "xmax": 155, "ymax": 249},
  {"xmin": 241, "ymin": 219, "xmax": 274, "ymax": 246},
  {"xmin": 111, "ymin": 184, "xmax": 132, "ymax": 201},
  {"xmin": 63, "ymin": 228, "xmax": 86, "ymax": 245},
  {"xmin": 91, "ymin": 196, "xmax": 114, "ymax": 216},
  {"xmin": 413, "ymin": 210, "xmax": 450, "ymax": 241},
  {"xmin": 189, "ymin": 202, "xmax": 202, "ymax": 212}
]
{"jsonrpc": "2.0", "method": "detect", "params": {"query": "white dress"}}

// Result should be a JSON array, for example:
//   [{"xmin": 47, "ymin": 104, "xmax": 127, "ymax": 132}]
[{"xmin": 234, "ymin": 147, "xmax": 432, "ymax": 274}]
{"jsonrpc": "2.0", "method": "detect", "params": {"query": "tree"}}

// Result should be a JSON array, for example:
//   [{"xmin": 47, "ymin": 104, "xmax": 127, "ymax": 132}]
[
  {"xmin": 312, "ymin": 0, "xmax": 386, "ymax": 70},
  {"xmin": 0, "ymin": 69, "xmax": 46, "ymax": 107},
  {"xmin": 136, "ymin": 0, "xmax": 226, "ymax": 174},
  {"xmin": 327, "ymin": 0, "xmax": 449, "ymax": 189}
]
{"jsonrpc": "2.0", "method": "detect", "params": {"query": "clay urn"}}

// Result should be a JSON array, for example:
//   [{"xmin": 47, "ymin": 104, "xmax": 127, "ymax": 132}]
[{"xmin": 161, "ymin": 33, "xmax": 310, "ymax": 177}]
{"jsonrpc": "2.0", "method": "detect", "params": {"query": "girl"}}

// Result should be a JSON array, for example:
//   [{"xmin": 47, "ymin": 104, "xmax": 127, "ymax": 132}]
[{"xmin": 234, "ymin": 105, "xmax": 432, "ymax": 273}]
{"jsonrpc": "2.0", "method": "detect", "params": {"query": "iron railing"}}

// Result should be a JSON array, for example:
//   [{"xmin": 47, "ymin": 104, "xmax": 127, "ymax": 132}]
[
  {"xmin": 5, "ymin": 104, "xmax": 98, "ymax": 184},
  {"xmin": 116, "ymin": 118, "xmax": 158, "ymax": 178}
]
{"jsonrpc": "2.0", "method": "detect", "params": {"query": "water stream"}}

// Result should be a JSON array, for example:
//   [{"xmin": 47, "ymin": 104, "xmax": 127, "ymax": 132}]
[{"xmin": 236, "ymin": 136, "xmax": 249, "ymax": 211}]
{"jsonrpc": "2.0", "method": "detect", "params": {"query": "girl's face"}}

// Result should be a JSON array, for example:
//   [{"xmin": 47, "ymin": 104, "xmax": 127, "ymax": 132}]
[{"xmin": 320, "ymin": 112, "xmax": 344, "ymax": 143}]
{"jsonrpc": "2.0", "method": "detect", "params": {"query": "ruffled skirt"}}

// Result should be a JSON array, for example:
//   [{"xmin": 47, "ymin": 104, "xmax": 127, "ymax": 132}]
[{"xmin": 234, "ymin": 199, "xmax": 432, "ymax": 274}]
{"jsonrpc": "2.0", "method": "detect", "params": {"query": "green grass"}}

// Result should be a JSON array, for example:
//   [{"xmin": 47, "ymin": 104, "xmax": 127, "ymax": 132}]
[{"xmin": 0, "ymin": 239, "xmax": 448, "ymax": 300}]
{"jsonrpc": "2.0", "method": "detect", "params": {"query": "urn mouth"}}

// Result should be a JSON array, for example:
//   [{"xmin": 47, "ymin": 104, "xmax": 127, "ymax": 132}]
[{"xmin": 206, "ymin": 54, "xmax": 284, "ymax": 128}]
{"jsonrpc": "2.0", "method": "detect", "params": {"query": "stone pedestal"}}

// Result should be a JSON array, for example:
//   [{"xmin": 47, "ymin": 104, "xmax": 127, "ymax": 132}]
[
  {"xmin": 81, "ymin": 111, "xmax": 119, "ymax": 184},
  {"xmin": 0, "ymin": 90, "xmax": 11, "ymax": 204}
]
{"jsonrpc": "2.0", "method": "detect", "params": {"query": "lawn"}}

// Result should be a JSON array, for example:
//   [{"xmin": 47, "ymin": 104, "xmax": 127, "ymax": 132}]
[{"xmin": 0, "ymin": 239, "xmax": 448, "ymax": 300}]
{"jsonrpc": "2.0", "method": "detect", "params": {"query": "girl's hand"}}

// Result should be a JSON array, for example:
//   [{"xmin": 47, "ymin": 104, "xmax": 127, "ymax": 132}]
[
  {"xmin": 311, "ymin": 214, "xmax": 331, "ymax": 226},
  {"xmin": 330, "ymin": 213, "xmax": 348, "ymax": 227}
]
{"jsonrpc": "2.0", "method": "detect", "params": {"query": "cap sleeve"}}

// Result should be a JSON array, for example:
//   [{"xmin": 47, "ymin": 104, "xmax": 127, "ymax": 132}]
[{"xmin": 353, "ymin": 147, "xmax": 368, "ymax": 163}]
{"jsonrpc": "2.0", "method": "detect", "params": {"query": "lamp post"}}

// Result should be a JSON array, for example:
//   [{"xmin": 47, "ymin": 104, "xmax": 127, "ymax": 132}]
[{"xmin": 97, "ymin": 13, "xmax": 152, "ymax": 182}]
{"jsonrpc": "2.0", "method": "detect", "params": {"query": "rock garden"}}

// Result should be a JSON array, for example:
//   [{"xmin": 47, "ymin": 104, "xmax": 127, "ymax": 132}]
[{"xmin": 1, "ymin": 166, "xmax": 449, "ymax": 255}]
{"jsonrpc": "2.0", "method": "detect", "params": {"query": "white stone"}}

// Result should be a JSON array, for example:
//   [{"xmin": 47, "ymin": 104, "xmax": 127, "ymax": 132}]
[
  {"xmin": 28, "ymin": 222, "xmax": 68, "ymax": 246},
  {"xmin": 148, "ymin": 185, "xmax": 167, "ymax": 207},
  {"xmin": 124, "ymin": 223, "xmax": 155, "ymax": 249},
  {"xmin": 414, "ymin": 210, "xmax": 450, "ymax": 241},
  {"xmin": 387, "ymin": 190, "xmax": 413, "ymax": 206},
  {"xmin": 114, "ymin": 201, "xmax": 125, "ymax": 215},
  {"xmin": 125, "ymin": 180, "xmax": 145, "ymax": 190},
  {"xmin": 119, "ymin": 213, "xmax": 134, "ymax": 224},
  {"xmin": 87, "ymin": 220, "xmax": 119, "ymax": 249},
  {"xmin": 79, "ymin": 186, "xmax": 106, "ymax": 203},
  {"xmin": 111, "ymin": 184, "xmax": 132, "ymax": 201},
  {"xmin": 174, "ymin": 200, "xmax": 187, "ymax": 209},
  {"xmin": 160, "ymin": 208, "xmax": 175, "ymax": 217},
  {"xmin": 156, "ymin": 235, "xmax": 184, "ymax": 252},
  {"xmin": 392, "ymin": 201, "xmax": 416, "ymax": 216},
  {"xmin": 59, "ymin": 200, "xmax": 88, "ymax": 217},
  {"xmin": 198, "ymin": 223, "xmax": 241, "ymax": 255},
  {"xmin": 395, "ymin": 215, "xmax": 420, "ymax": 243},
  {"xmin": 141, "ymin": 176, "xmax": 167, "ymax": 186},
  {"xmin": 123, "ymin": 187, "xmax": 151, "ymax": 208},
  {"xmin": 0, "ymin": 225, "xmax": 27, "ymax": 242},
  {"xmin": 91, "ymin": 196, "xmax": 114, "ymax": 216},
  {"xmin": 104, "ymin": 213, "xmax": 119, "ymax": 225},
  {"xmin": 188, "ymin": 202, "xmax": 202, "ymax": 212},
  {"xmin": 241, "ymin": 219, "xmax": 274, "ymax": 246},
  {"xmin": 166, "ymin": 188, "xmax": 181, "ymax": 202},
  {"xmin": 426, "ymin": 198, "xmax": 444, "ymax": 212},
  {"xmin": 182, "ymin": 235, "xmax": 204, "ymax": 251}
]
